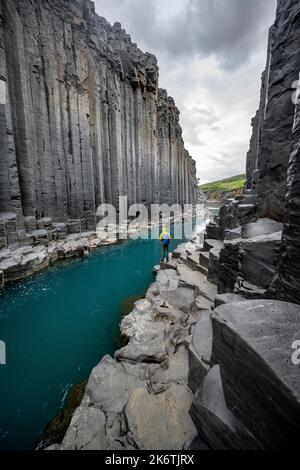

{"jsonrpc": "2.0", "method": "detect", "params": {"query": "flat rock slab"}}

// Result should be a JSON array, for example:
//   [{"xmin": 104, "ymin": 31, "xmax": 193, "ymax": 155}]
[
  {"xmin": 203, "ymin": 239, "xmax": 224, "ymax": 252},
  {"xmin": 150, "ymin": 346, "xmax": 189, "ymax": 392},
  {"xmin": 188, "ymin": 311, "xmax": 213, "ymax": 392},
  {"xmin": 86, "ymin": 355, "xmax": 146, "ymax": 414},
  {"xmin": 156, "ymin": 270, "xmax": 180, "ymax": 291},
  {"xmin": 214, "ymin": 293, "xmax": 247, "ymax": 308},
  {"xmin": 195, "ymin": 295, "xmax": 213, "ymax": 311},
  {"xmin": 61, "ymin": 405, "xmax": 113, "ymax": 450},
  {"xmin": 225, "ymin": 227, "xmax": 242, "ymax": 241},
  {"xmin": 242, "ymin": 218, "xmax": 283, "ymax": 240},
  {"xmin": 177, "ymin": 265, "xmax": 217, "ymax": 302},
  {"xmin": 211, "ymin": 300, "xmax": 300, "ymax": 449},
  {"xmin": 190, "ymin": 366, "xmax": 258, "ymax": 450},
  {"xmin": 160, "ymin": 258, "xmax": 178, "ymax": 271},
  {"xmin": 125, "ymin": 384, "xmax": 197, "ymax": 450},
  {"xmin": 116, "ymin": 321, "xmax": 171, "ymax": 363},
  {"xmin": 160, "ymin": 287, "xmax": 195, "ymax": 314}
]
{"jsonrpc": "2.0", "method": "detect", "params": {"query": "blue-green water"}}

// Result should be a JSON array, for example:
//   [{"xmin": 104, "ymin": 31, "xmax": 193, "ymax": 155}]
[{"xmin": 0, "ymin": 227, "xmax": 193, "ymax": 450}]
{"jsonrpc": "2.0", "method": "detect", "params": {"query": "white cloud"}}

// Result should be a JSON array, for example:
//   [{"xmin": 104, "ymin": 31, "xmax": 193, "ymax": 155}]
[{"xmin": 93, "ymin": 0, "xmax": 276, "ymax": 183}]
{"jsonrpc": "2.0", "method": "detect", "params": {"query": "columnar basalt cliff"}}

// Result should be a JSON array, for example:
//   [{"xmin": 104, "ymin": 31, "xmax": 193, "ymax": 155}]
[
  {"xmin": 42, "ymin": 0, "xmax": 300, "ymax": 452},
  {"xmin": 246, "ymin": 0, "xmax": 300, "ymax": 220},
  {"xmin": 0, "ymin": 0, "xmax": 199, "ymax": 249}
]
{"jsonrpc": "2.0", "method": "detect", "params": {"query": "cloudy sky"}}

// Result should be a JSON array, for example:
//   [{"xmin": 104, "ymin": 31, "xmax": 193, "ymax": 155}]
[{"xmin": 94, "ymin": 0, "xmax": 276, "ymax": 183}]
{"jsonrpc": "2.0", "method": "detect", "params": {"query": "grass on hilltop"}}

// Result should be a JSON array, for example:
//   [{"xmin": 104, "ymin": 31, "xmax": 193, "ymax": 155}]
[
  {"xmin": 200, "ymin": 174, "xmax": 246, "ymax": 201},
  {"xmin": 200, "ymin": 174, "xmax": 246, "ymax": 193}
]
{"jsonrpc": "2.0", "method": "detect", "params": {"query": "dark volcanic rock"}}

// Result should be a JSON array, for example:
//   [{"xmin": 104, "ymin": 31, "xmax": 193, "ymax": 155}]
[
  {"xmin": 190, "ymin": 365, "xmax": 258, "ymax": 450},
  {"xmin": 246, "ymin": 1, "xmax": 300, "ymax": 220},
  {"xmin": 188, "ymin": 312, "xmax": 212, "ymax": 393},
  {"xmin": 239, "ymin": 231, "xmax": 282, "ymax": 289},
  {"xmin": 0, "ymin": 0, "xmax": 199, "ymax": 241},
  {"xmin": 211, "ymin": 300, "xmax": 300, "ymax": 449}
]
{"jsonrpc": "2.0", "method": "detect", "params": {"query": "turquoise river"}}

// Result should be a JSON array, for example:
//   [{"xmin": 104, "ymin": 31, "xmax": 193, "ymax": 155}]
[{"xmin": 0, "ymin": 220, "xmax": 208, "ymax": 450}]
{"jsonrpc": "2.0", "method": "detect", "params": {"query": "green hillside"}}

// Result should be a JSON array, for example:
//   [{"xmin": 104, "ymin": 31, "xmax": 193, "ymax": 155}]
[
  {"xmin": 200, "ymin": 174, "xmax": 245, "ymax": 194},
  {"xmin": 200, "ymin": 174, "xmax": 246, "ymax": 201}
]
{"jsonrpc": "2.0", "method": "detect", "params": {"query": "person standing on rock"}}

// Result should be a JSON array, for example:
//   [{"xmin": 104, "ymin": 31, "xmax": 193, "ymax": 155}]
[{"xmin": 160, "ymin": 227, "xmax": 172, "ymax": 262}]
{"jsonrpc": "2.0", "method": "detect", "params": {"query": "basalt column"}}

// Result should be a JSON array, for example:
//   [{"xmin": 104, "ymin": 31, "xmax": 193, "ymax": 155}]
[
  {"xmin": 0, "ymin": 0, "xmax": 199, "ymax": 242},
  {"xmin": 256, "ymin": 0, "xmax": 300, "ymax": 220},
  {"xmin": 275, "ymin": 89, "xmax": 300, "ymax": 305}
]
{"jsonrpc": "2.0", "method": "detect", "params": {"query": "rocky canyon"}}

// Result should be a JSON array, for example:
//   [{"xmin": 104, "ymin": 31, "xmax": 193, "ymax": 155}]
[
  {"xmin": 0, "ymin": 0, "xmax": 199, "ymax": 249},
  {"xmin": 0, "ymin": 0, "xmax": 300, "ymax": 453}
]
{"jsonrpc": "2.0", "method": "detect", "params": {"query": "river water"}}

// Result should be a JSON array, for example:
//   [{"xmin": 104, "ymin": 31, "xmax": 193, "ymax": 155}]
[{"xmin": 0, "ymin": 219, "xmax": 212, "ymax": 450}]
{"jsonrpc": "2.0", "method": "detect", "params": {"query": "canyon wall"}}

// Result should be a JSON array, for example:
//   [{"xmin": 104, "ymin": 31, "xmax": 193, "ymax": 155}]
[
  {"xmin": 246, "ymin": 0, "xmax": 300, "ymax": 221},
  {"xmin": 0, "ymin": 0, "xmax": 199, "ymax": 247},
  {"xmin": 244, "ymin": 0, "xmax": 300, "ymax": 303},
  {"xmin": 276, "ymin": 61, "xmax": 300, "ymax": 304}
]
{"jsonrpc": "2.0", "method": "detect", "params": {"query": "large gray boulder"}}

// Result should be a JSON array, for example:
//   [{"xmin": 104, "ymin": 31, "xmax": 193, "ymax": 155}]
[
  {"xmin": 190, "ymin": 366, "xmax": 258, "ymax": 450},
  {"xmin": 239, "ymin": 231, "xmax": 282, "ymax": 288},
  {"xmin": 124, "ymin": 384, "xmax": 197, "ymax": 450},
  {"xmin": 211, "ymin": 300, "xmax": 300, "ymax": 449},
  {"xmin": 115, "ymin": 321, "xmax": 171, "ymax": 363},
  {"xmin": 188, "ymin": 312, "xmax": 213, "ymax": 393},
  {"xmin": 85, "ymin": 355, "xmax": 147, "ymax": 414},
  {"xmin": 214, "ymin": 293, "xmax": 247, "ymax": 308},
  {"xmin": 177, "ymin": 265, "xmax": 217, "ymax": 302},
  {"xmin": 160, "ymin": 287, "xmax": 196, "ymax": 314},
  {"xmin": 241, "ymin": 218, "xmax": 283, "ymax": 239}
]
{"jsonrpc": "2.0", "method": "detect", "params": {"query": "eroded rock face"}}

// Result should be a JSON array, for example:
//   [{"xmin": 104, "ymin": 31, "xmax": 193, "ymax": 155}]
[
  {"xmin": 0, "ymin": 0, "xmax": 199, "ymax": 241},
  {"xmin": 211, "ymin": 300, "xmax": 300, "ymax": 449},
  {"xmin": 246, "ymin": 0, "xmax": 300, "ymax": 220},
  {"xmin": 275, "ymin": 47, "xmax": 300, "ymax": 305}
]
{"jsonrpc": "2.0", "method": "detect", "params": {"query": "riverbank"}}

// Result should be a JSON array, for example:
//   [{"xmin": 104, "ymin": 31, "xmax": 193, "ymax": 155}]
[
  {"xmin": 48, "ymin": 207, "xmax": 300, "ymax": 450},
  {"xmin": 0, "ymin": 216, "xmax": 205, "ymax": 450},
  {"xmin": 0, "ymin": 211, "xmax": 204, "ymax": 290},
  {"xmin": 47, "ymin": 230, "xmax": 217, "ymax": 450}
]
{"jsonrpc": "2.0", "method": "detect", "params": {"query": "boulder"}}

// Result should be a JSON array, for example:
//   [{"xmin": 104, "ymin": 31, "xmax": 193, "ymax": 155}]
[
  {"xmin": 241, "ymin": 218, "xmax": 283, "ymax": 239},
  {"xmin": 217, "ymin": 239, "xmax": 240, "ymax": 294},
  {"xmin": 224, "ymin": 227, "xmax": 242, "ymax": 241},
  {"xmin": 188, "ymin": 311, "xmax": 213, "ymax": 393},
  {"xmin": 214, "ymin": 293, "xmax": 246, "ymax": 308},
  {"xmin": 160, "ymin": 287, "xmax": 195, "ymax": 314},
  {"xmin": 211, "ymin": 300, "xmax": 300, "ymax": 449},
  {"xmin": 208, "ymin": 247, "xmax": 221, "ymax": 285},
  {"xmin": 190, "ymin": 366, "xmax": 258, "ymax": 450},
  {"xmin": 60, "ymin": 405, "xmax": 120, "ymax": 450},
  {"xmin": 195, "ymin": 295, "xmax": 213, "ymax": 311},
  {"xmin": 115, "ymin": 321, "xmax": 171, "ymax": 363},
  {"xmin": 124, "ymin": 384, "xmax": 197, "ymax": 450},
  {"xmin": 203, "ymin": 239, "xmax": 224, "ymax": 252},
  {"xmin": 150, "ymin": 345, "xmax": 189, "ymax": 392},
  {"xmin": 177, "ymin": 265, "xmax": 217, "ymax": 302},
  {"xmin": 239, "ymin": 231, "xmax": 282, "ymax": 288},
  {"xmin": 156, "ymin": 269, "xmax": 180, "ymax": 290},
  {"xmin": 85, "ymin": 355, "xmax": 146, "ymax": 414}
]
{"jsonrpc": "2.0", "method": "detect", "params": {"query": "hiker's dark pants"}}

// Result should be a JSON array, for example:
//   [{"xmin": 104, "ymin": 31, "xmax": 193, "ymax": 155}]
[{"xmin": 162, "ymin": 243, "xmax": 169, "ymax": 261}]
